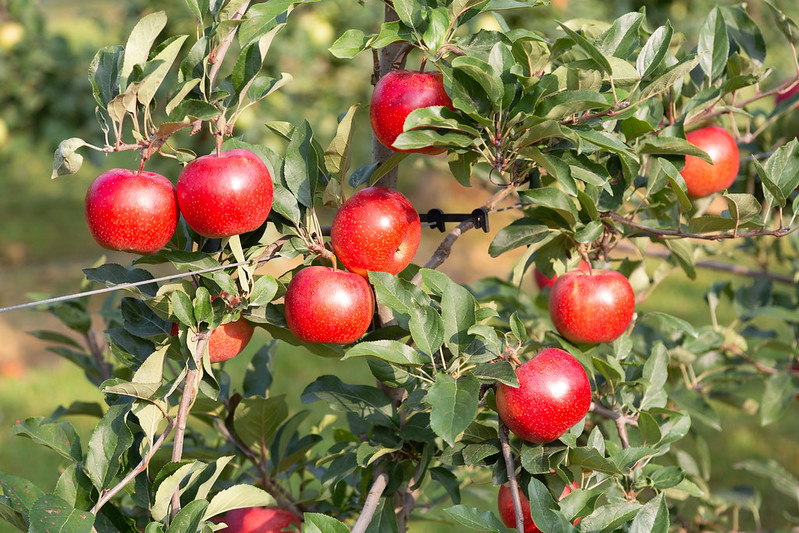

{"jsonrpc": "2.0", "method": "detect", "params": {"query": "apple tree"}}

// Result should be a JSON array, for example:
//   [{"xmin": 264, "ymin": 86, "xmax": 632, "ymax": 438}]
[{"xmin": 2, "ymin": 0, "xmax": 799, "ymax": 532}]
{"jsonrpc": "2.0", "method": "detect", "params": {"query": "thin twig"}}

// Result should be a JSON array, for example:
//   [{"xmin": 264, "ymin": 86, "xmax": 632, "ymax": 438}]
[
  {"xmin": 351, "ymin": 469, "xmax": 390, "ymax": 533},
  {"xmin": 498, "ymin": 419, "xmax": 525, "ymax": 533},
  {"xmin": 170, "ymin": 330, "xmax": 209, "ymax": 518},
  {"xmin": 91, "ymin": 417, "xmax": 175, "ymax": 516},
  {"xmin": 605, "ymin": 211, "xmax": 796, "ymax": 241}
]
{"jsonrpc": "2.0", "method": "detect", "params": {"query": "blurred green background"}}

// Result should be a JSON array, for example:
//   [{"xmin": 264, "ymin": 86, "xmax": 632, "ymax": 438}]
[{"xmin": 1, "ymin": 0, "xmax": 799, "ymax": 531}]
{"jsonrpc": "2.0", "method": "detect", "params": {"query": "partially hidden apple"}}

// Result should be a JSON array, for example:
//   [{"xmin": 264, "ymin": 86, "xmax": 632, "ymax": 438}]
[
  {"xmin": 284, "ymin": 266, "xmax": 374, "ymax": 344},
  {"xmin": 533, "ymin": 260, "xmax": 590, "ymax": 290},
  {"xmin": 496, "ymin": 348, "xmax": 591, "ymax": 444},
  {"xmin": 548, "ymin": 268, "xmax": 635, "ymax": 344},
  {"xmin": 212, "ymin": 506, "xmax": 301, "ymax": 533},
  {"xmin": 680, "ymin": 125, "xmax": 739, "ymax": 198},
  {"xmin": 497, "ymin": 481, "xmax": 580, "ymax": 533},
  {"xmin": 370, "ymin": 69, "xmax": 454, "ymax": 155},
  {"xmin": 177, "ymin": 148, "xmax": 273, "ymax": 238},
  {"xmin": 170, "ymin": 317, "xmax": 254, "ymax": 363},
  {"xmin": 330, "ymin": 187, "xmax": 421, "ymax": 277},
  {"xmin": 85, "ymin": 168, "xmax": 178, "ymax": 255}
]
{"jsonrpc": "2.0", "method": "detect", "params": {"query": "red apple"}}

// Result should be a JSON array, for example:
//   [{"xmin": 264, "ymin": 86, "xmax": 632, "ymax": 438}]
[
  {"xmin": 548, "ymin": 269, "xmax": 634, "ymax": 344},
  {"xmin": 533, "ymin": 260, "xmax": 590, "ymax": 290},
  {"xmin": 497, "ymin": 481, "xmax": 581, "ymax": 533},
  {"xmin": 170, "ymin": 317, "xmax": 254, "ymax": 363},
  {"xmin": 680, "ymin": 126, "xmax": 739, "ymax": 198},
  {"xmin": 496, "ymin": 348, "xmax": 591, "ymax": 444},
  {"xmin": 209, "ymin": 317, "xmax": 255, "ymax": 363},
  {"xmin": 177, "ymin": 149, "xmax": 273, "ymax": 238},
  {"xmin": 212, "ymin": 506, "xmax": 300, "ymax": 533},
  {"xmin": 284, "ymin": 266, "xmax": 374, "ymax": 344},
  {"xmin": 330, "ymin": 187, "xmax": 421, "ymax": 277},
  {"xmin": 85, "ymin": 168, "xmax": 178, "ymax": 255},
  {"xmin": 370, "ymin": 69, "xmax": 454, "ymax": 155}
]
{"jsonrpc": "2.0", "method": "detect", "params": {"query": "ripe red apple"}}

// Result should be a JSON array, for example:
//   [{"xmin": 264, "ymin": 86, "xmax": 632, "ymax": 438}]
[
  {"xmin": 548, "ymin": 269, "xmax": 635, "ymax": 344},
  {"xmin": 680, "ymin": 126, "xmax": 739, "ymax": 198},
  {"xmin": 533, "ymin": 260, "xmax": 590, "ymax": 290},
  {"xmin": 497, "ymin": 481, "xmax": 580, "ymax": 533},
  {"xmin": 330, "ymin": 187, "xmax": 421, "ymax": 277},
  {"xmin": 370, "ymin": 69, "xmax": 454, "ymax": 155},
  {"xmin": 212, "ymin": 506, "xmax": 300, "ymax": 532},
  {"xmin": 284, "ymin": 266, "xmax": 374, "ymax": 344},
  {"xmin": 170, "ymin": 317, "xmax": 254, "ymax": 363},
  {"xmin": 177, "ymin": 149, "xmax": 273, "ymax": 238},
  {"xmin": 85, "ymin": 168, "xmax": 178, "ymax": 255},
  {"xmin": 496, "ymin": 348, "xmax": 591, "ymax": 443}
]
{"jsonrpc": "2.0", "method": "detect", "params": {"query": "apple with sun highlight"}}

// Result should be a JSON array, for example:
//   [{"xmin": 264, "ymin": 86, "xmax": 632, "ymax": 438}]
[
  {"xmin": 331, "ymin": 187, "xmax": 421, "ymax": 277},
  {"xmin": 284, "ymin": 266, "xmax": 374, "ymax": 344},
  {"xmin": 85, "ymin": 168, "xmax": 178, "ymax": 255},
  {"xmin": 177, "ymin": 148, "xmax": 273, "ymax": 238},
  {"xmin": 548, "ymin": 268, "xmax": 635, "ymax": 344},
  {"xmin": 496, "ymin": 348, "xmax": 591, "ymax": 444}
]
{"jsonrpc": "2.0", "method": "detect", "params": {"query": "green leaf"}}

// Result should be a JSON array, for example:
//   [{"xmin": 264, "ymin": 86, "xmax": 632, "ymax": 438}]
[
  {"xmin": 665, "ymin": 238, "xmax": 696, "ymax": 279},
  {"xmin": 166, "ymin": 499, "xmax": 208, "ymax": 533},
  {"xmin": 537, "ymin": 90, "xmax": 610, "ymax": 119},
  {"xmin": 443, "ymin": 505, "xmax": 511, "ymax": 532},
  {"xmin": 558, "ymin": 23, "xmax": 611, "ymax": 74},
  {"xmin": 301, "ymin": 375, "xmax": 394, "ymax": 427},
  {"xmin": 85, "ymin": 403, "xmax": 134, "ymax": 490},
  {"xmin": 724, "ymin": 193, "xmax": 761, "ymax": 225},
  {"xmin": 12, "ymin": 418, "xmax": 83, "ymax": 464},
  {"xmin": 202, "ymin": 485, "xmax": 275, "ymax": 521},
  {"xmin": 629, "ymin": 493, "xmax": 669, "ymax": 533},
  {"xmin": 735, "ymin": 458, "xmax": 799, "ymax": 501},
  {"xmin": 636, "ymin": 23, "xmax": 673, "ymax": 78},
  {"xmin": 472, "ymin": 361, "xmax": 518, "ymax": 387},
  {"xmin": 639, "ymin": 136, "xmax": 712, "ymax": 162},
  {"xmin": 765, "ymin": 0, "xmax": 799, "ymax": 48},
  {"xmin": 721, "ymin": 5, "xmax": 766, "ymax": 65},
  {"xmin": 761, "ymin": 139, "xmax": 799, "ymax": 207},
  {"xmin": 568, "ymin": 447, "xmax": 622, "ymax": 475},
  {"xmin": 152, "ymin": 462, "xmax": 203, "ymax": 522},
  {"xmin": 28, "ymin": 494, "xmax": 94, "ymax": 533},
  {"xmin": 489, "ymin": 219, "xmax": 550, "ymax": 257},
  {"xmin": 0, "ymin": 474, "xmax": 44, "ymax": 517},
  {"xmin": 419, "ymin": 269, "xmax": 477, "ymax": 358},
  {"xmin": 656, "ymin": 157, "xmax": 693, "ymax": 212},
  {"xmin": 329, "ymin": 29, "xmax": 372, "ymax": 59},
  {"xmin": 452, "ymin": 56, "xmax": 503, "ymax": 110},
  {"xmin": 0, "ymin": 495, "xmax": 27, "ymax": 531},
  {"xmin": 519, "ymin": 188, "xmax": 578, "ymax": 226},
  {"xmin": 639, "ymin": 312, "xmax": 697, "ymax": 338},
  {"xmin": 325, "ymin": 104, "xmax": 359, "ymax": 178},
  {"xmin": 527, "ymin": 477, "xmax": 568, "ymax": 533},
  {"xmin": 429, "ymin": 374, "xmax": 480, "ymax": 446},
  {"xmin": 83, "ymin": 263, "xmax": 159, "ymax": 297},
  {"xmin": 579, "ymin": 501, "xmax": 641, "ymax": 531},
  {"xmin": 51, "ymin": 138, "xmax": 88, "ymax": 179},
  {"xmin": 233, "ymin": 395, "xmax": 290, "ymax": 451},
  {"xmin": 120, "ymin": 11, "xmax": 167, "ymax": 88},
  {"xmin": 171, "ymin": 291, "xmax": 196, "ymax": 328},
  {"xmin": 596, "ymin": 12, "xmax": 644, "ymax": 58},
  {"xmin": 344, "ymin": 340, "xmax": 427, "ymax": 366},
  {"xmin": 89, "ymin": 45, "xmax": 123, "ymax": 108},
  {"xmin": 639, "ymin": 55, "xmax": 699, "ymax": 101},
  {"xmin": 301, "ymin": 513, "xmax": 350, "ymax": 533},
  {"xmin": 283, "ymin": 120, "xmax": 316, "ymax": 208},
  {"xmin": 138, "ymin": 35, "xmax": 189, "ymax": 107},
  {"xmin": 761, "ymin": 373, "xmax": 796, "ymax": 426},
  {"xmin": 243, "ymin": 342, "xmax": 275, "ymax": 398},
  {"xmin": 167, "ymin": 99, "xmax": 221, "ymax": 122},
  {"xmin": 698, "ymin": 7, "xmax": 729, "ymax": 81}
]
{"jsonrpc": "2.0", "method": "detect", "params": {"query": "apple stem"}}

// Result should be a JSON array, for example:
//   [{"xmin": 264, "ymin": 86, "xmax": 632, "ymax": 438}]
[{"xmin": 498, "ymin": 419, "xmax": 526, "ymax": 533}]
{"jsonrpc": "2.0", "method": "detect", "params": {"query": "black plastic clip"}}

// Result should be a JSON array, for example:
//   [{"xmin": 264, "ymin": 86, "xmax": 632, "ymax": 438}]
[{"xmin": 420, "ymin": 207, "xmax": 490, "ymax": 233}]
